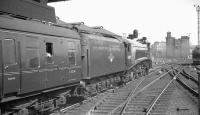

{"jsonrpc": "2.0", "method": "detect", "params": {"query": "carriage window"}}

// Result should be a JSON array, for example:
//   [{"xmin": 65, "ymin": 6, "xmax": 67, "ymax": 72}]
[
  {"xmin": 26, "ymin": 48, "xmax": 40, "ymax": 68},
  {"xmin": 46, "ymin": 42, "xmax": 53, "ymax": 64},
  {"xmin": 67, "ymin": 42, "xmax": 76, "ymax": 66},
  {"xmin": 3, "ymin": 39, "xmax": 16, "ymax": 66}
]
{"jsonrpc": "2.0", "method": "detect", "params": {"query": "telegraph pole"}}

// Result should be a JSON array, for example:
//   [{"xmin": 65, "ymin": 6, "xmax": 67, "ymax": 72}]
[
  {"xmin": 194, "ymin": 5, "xmax": 200, "ymax": 114},
  {"xmin": 195, "ymin": 5, "xmax": 200, "ymax": 46}
]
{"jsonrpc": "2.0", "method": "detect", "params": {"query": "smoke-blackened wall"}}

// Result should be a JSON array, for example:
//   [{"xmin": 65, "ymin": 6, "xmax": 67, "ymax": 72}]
[
  {"xmin": 166, "ymin": 32, "xmax": 175, "ymax": 58},
  {"xmin": 181, "ymin": 36, "xmax": 190, "ymax": 58},
  {"xmin": 166, "ymin": 32, "xmax": 190, "ymax": 58}
]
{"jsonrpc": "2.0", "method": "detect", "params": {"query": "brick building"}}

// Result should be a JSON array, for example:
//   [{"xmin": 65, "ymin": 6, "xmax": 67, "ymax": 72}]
[
  {"xmin": 151, "ymin": 41, "xmax": 166, "ymax": 58},
  {"xmin": 166, "ymin": 32, "xmax": 190, "ymax": 58}
]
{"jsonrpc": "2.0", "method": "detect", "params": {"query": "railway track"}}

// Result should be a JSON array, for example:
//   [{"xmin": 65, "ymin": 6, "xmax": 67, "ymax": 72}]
[
  {"xmin": 178, "ymin": 74, "xmax": 198, "ymax": 95},
  {"xmin": 176, "ymin": 66, "xmax": 199, "ymax": 98},
  {"xmin": 182, "ymin": 66, "xmax": 198, "ymax": 83},
  {"xmin": 51, "ymin": 65, "xmax": 177, "ymax": 115},
  {"xmin": 112, "ymin": 65, "xmax": 198, "ymax": 115},
  {"xmin": 110, "ymin": 68, "xmax": 179, "ymax": 115}
]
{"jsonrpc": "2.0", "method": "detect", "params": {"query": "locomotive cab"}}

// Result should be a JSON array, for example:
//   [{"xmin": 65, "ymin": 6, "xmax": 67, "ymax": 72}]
[{"xmin": 124, "ymin": 38, "xmax": 152, "ymax": 76}]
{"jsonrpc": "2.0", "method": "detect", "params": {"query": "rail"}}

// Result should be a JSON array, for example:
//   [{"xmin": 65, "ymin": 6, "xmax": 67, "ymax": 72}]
[
  {"xmin": 111, "ymin": 66, "xmax": 180, "ymax": 115},
  {"xmin": 146, "ymin": 74, "xmax": 179, "ymax": 115},
  {"xmin": 195, "ymin": 66, "xmax": 200, "ymax": 71},
  {"xmin": 181, "ymin": 69, "xmax": 199, "ymax": 85},
  {"xmin": 176, "ymin": 77, "xmax": 199, "ymax": 97},
  {"xmin": 87, "ymin": 64, "xmax": 170, "ymax": 114},
  {"xmin": 176, "ymin": 67, "xmax": 199, "ymax": 97},
  {"xmin": 59, "ymin": 88, "xmax": 115, "ymax": 113}
]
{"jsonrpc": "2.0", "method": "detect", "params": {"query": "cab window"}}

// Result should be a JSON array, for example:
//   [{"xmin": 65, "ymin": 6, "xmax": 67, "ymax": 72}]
[
  {"xmin": 3, "ymin": 39, "xmax": 16, "ymax": 66},
  {"xmin": 67, "ymin": 42, "xmax": 76, "ymax": 66}
]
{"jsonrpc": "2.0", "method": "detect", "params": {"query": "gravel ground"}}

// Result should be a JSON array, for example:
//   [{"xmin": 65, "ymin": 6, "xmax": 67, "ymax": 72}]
[{"xmin": 166, "ymin": 85, "xmax": 198, "ymax": 115}]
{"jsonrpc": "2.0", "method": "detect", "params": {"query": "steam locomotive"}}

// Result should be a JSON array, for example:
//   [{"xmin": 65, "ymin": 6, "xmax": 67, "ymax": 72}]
[{"xmin": 0, "ymin": 0, "xmax": 152, "ymax": 114}]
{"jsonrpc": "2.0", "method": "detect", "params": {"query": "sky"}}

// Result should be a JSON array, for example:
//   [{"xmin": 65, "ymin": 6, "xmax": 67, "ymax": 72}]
[{"xmin": 49, "ymin": 0, "xmax": 200, "ymax": 45}]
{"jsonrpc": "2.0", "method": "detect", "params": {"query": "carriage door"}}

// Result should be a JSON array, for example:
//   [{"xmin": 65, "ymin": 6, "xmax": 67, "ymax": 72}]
[
  {"xmin": 2, "ymin": 38, "xmax": 20, "ymax": 95},
  {"xmin": 67, "ymin": 41, "xmax": 81, "ymax": 82}
]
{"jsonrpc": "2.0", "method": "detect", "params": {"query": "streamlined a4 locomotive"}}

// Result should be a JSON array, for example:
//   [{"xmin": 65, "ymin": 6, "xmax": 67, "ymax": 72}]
[{"xmin": 0, "ymin": 0, "xmax": 152, "ymax": 114}]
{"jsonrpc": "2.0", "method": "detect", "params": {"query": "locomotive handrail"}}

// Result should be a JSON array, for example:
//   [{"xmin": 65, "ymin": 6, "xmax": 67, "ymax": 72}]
[
  {"xmin": 91, "ymin": 26, "xmax": 103, "ymax": 29},
  {"xmin": 68, "ymin": 22, "xmax": 84, "ymax": 25}
]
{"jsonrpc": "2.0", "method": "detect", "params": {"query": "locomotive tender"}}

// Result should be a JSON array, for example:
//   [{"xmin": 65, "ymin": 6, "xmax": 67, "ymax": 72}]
[{"xmin": 0, "ymin": 0, "xmax": 152, "ymax": 114}]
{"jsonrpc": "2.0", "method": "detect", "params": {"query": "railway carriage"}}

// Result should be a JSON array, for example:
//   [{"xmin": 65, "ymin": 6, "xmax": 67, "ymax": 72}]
[
  {"xmin": 0, "ymin": 15, "xmax": 84, "ymax": 114},
  {"xmin": 0, "ymin": 15, "xmax": 83, "ymax": 96}
]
